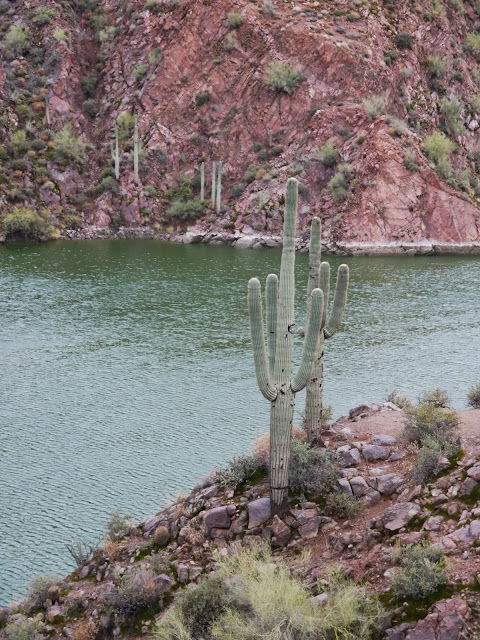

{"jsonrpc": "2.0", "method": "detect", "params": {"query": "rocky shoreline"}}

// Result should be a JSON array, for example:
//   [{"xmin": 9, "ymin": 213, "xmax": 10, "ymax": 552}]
[{"xmin": 3, "ymin": 226, "xmax": 480, "ymax": 256}]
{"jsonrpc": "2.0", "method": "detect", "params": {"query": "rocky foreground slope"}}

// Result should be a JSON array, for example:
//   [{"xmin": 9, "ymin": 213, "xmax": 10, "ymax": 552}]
[
  {"xmin": 3, "ymin": 402, "xmax": 480, "ymax": 639},
  {"xmin": 2, "ymin": 0, "xmax": 480, "ymax": 248}
]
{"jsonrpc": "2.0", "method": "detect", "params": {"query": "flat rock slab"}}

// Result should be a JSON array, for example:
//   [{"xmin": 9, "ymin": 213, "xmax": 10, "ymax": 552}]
[
  {"xmin": 372, "ymin": 434, "xmax": 397, "ymax": 446},
  {"xmin": 247, "ymin": 497, "xmax": 271, "ymax": 529},
  {"xmin": 381, "ymin": 501, "xmax": 421, "ymax": 532},
  {"xmin": 362, "ymin": 444, "xmax": 390, "ymax": 461}
]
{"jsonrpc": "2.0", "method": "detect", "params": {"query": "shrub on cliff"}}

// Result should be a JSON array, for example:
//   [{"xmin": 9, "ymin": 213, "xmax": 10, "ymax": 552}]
[
  {"xmin": 9, "ymin": 130, "xmax": 28, "ymax": 157},
  {"xmin": 2, "ymin": 207, "xmax": 52, "ymax": 241},
  {"xmin": 82, "ymin": 73, "xmax": 98, "ymax": 98},
  {"xmin": 166, "ymin": 199, "xmax": 205, "ymax": 221},
  {"xmin": 28, "ymin": 574, "xmax": 61, "ymax": 608},
  {"xmin": 30, "ymin": 8, "xmax": 56, "ymax": 27},
  {"xmin": 404, "ymin": 401, "xmax": 459, "ymax": 451},
  {"xmin": 362, "ymin": 95, "xmax": 385, "ymax": 120},
  {"xmin": 314, "ymin": 141, "xmax": 339, "ymax": 167},
  {"xmin": 217, "ymin": 453, "xmax": 265, "ymax": 490},
  {"xmin": 329, "ymin": 163, "xmax": 353, "ymax": 200},
  {"xmin": 438, "ymin": 96, "xmax": 466, "ymax": 137},
  {"xmin": 386, "ymin": 390, "xmax": 413, "ymax": 410},
  {"xmin": 264, "ymin": 61, "xmax": 305, "ymax": 94},
  {"xmin": 156, "ymin": 547, "xmax": 384, "ymax": 640},
  {"xmin": 419, "ymin": 388, "xmax": 450, "ymax": 408},
  {"xmin": 412, "ymin": 442, "xmax": 445, "ymax": 484},
  {"xmin": 227, "ymin": 12, "xmax": 244, "ymax": 28},
  {"xmin": 106, "ymin": 569, "xmax": 160, "ymax": 622},
  {"xmin": 289, "ymin": 439, "xmax": 339, "ymax": 497},
  {"xmin": 5, "ymin": 615, "xmax": 45, "ymax": 640},
  {"xmin": 52, "ymin": 124, "xmax": 86, "ymax": 164},
  {"xmin": 391, "ymin": 542, "xmax": 447, "ymax": 600},
  {"xmin": 4, "ymin": 24, "xmax": 30, "ymax": 58},
  {"xmin": 104, "ymin": 508, "xmax": 132, "ymax": 541},
  {"xmin": 395, "ymin": 32, "xmax": 414, "ymax": 50},
  {"xmin": 422, "ymin": 131, "xmax": 455, "ymax": 178}
]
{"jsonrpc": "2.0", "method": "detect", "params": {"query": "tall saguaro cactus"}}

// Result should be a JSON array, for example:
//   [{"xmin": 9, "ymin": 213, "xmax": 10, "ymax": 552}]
[
  {"xmin": 248, "ymin": 178, "xmax": 325, "ymax": 513},
  {"xmin": 216, "ymin": 161, "xmax": 222, "ymax": 214},
  {"xmin": 133, "ymin": 116, "xmax": 141, "ymax": 184},
  {"xmin": 200, "ymin": 161, "xmax": 205, "ymax": 200},
  {"xmin": 304, "ymin": 218, "xmax": 349, "ymax": 443},
  {"xmin": 211, "ymin": 161, "xmax": 216, "ymax": 209},
  {"xmin": 110, "ymin": 125, "xmax": 123, "ymax": 180}
]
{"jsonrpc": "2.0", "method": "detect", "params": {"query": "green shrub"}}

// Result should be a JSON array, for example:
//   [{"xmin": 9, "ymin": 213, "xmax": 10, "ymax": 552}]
[
  {"xmin": 4, "ymin": 24, "xmax": 30, "ymax": 58},
  {"xmin": 98, "ymin": 176, "xmax": 119, "ymax": 194},
  {"xmin": 53, "ymin": 28, "xmax": 67, "ymax": 42},
  {"xmin": 383, "ymin": 49, "xmax": 398, "ymax": 65},
  {"xmin": 28, "ymin": 574, "xmax": 61, "ymax": 608},
  {"xmin": 223, "ymin": 32, "xmax": 237, "ymax": 51},
  {"xmin": 83, "ymin": 99, "xmax": 97, "ymax": 118},
  {"xmin": 2, "ymin": 207, "xmax": 52, "ymax": 241},
  {"xmin": 404, "ymin": 402, "xmax": 459, "ymax": 449},
  {"xmin": 419, "ymin": 388, "xmax": 450, "ymax": 408},
  {"xmin": 346, "ymin": 10, "xmax": 360, "ymax": 20},
  {"xmin": 385, "ymin": 115, "xmax": 406, "ymax": 136},
  {"xmin": 144, "ymin": 0, "xmax": 162, "ymax": 11},
  {"xmin": 438, "ymin": 96, "xmax": 465, "ymax": 137},
  {"xmin": 264, "ymin": 61, "xmax": 305, "ymax": 94},
  {"xmin": 166, "ymin": 199, "xmax": 205, "ymax": 220},
  {"xmin": 289, "ymin": 439, "xmax": 338, "ymax": 496},
  {"xmin": 194, "ymin": 92, "xmax": 210, "ymax": 107},
  {"xmin": 386, "ymin": 390, "xmax": 413, "ymax": 410},
  {"xmin": 30, "ymin": 8, "xmax": 56, "ymax": 27},
  {"xmin": 217, "ymin": 453, "xmax": 265, "ymax": 490},
  {"xmin": 5, "ymin": 615, "xmax": 45, "ymax": 640},
  {"xmin": 227, "ymin": 12, "xmax": 244, "ymax": 27},
  {"xmin": 31, "ymin": 139, "xmax": 46, "ymax": 151},
  {"xmin": 82, "ymin": 73, "xmax": 98, "ymax": 97},
  {"xmin": 326, "ymin": 491, "xmax": 361, "ymax": 518},
  {"xmin": 412, "ymin": 442, "xmax": 444, "ymax": 484},
  {"xmin": 156, "ymin": 547, "xmax": 384, "ymax": 640},
  {"xmin": 329, "ymin": 163, "xmax": 353, "ymax": 200},
  {"xmin": 391, "ymin": 542, "xmax": 447, "ymax": 600},
  {"xmin": 117, "ymin": 111, "xmax": 134, "ymax": 141},
  {"xmin": 104, "ymin": 508, "xmax": 132, "ymax": 541},
  {"xmin": 404, "ymin": 151, "xmax": 419, "ymax": 172},
  {"xmin": 395, "ymin": 32, "xmax": 414, "ymax": 50},
  {"xmin": 428, "ymin": 55, "xmax": 447, "ymax": 78},
  {"xmin": 466, "ymin": 32, "xmax": 480, "ymax": 55},
  {"xmin": 0, "ymin": 145, "xmax": 8, "ymax": 160},
  {"xmin": 422, "ymin": 131, "xmax": 455, "ymax": 177},
  {"xmin": 363, "ymin": 95, "xmax": 385, "ymax": 120},
  {"xmin": 261, "ymin": 1, "xmax": 276, "ymax": 16},
  {"xmin": 314, "ymin": 140, "xmax": 339, "ymax": 167},
  {"xmin": 52, "ymin": 124, "xmax": 86, "ymax": 164},
  {"xmin": 9, "ymin": 130, "xmax": 28, "ymax": 156},
  {"xmin": 106, "ymin": 569, "xmax": 160, "ymax": 622},
  {"xmin": 133, "ymin": 63, "xmax": 149, "ymax": 83},
  {"xmin": 231, "ymin": 183, "xmax": 246, "ymax": 198},
  {"xmin": 468, "ymin": 383, "xmax": 480, "ymax": 408}
]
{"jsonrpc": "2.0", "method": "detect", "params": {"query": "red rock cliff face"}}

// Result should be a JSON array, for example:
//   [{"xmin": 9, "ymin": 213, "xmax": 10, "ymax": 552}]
[{"xmin": 1, "ymin": 0, "xmax": 480, "ymax": 244}]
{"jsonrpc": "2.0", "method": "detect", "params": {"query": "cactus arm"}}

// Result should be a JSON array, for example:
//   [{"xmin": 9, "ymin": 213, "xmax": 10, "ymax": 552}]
[
  {"xmin": 307, "ymin": 217, "xmax": 322, "ymax": 297},
  {"xmin": 291, "ymin": 288, "xmax": 324, "ymax": 393},
  {"xmin": 211, "ymin": 161, "xmax": 216, "ymax": 209},
  {"xmin": 265, "ymin": 273, "xmax": 278, "ymax": 377},
  {"xmin": 319, "ymin": 261, "xmax": 330, "ymax": 328},
  {"xmin": 273, "ymin": 177, "xmax": 297, "ymax": 383},
  {"xmin": 324, "ymin": 264, "xmax": 349, "ymax": 339},
  {"xmin": 248, "ymin": 278, "xmax": 277, "ymax": 401}
]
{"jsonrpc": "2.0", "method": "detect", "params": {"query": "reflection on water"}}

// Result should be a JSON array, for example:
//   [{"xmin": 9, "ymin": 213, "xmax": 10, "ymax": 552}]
[{"xmin": 1, "ymin": 240, "xmax": 480, "ymax": 605}]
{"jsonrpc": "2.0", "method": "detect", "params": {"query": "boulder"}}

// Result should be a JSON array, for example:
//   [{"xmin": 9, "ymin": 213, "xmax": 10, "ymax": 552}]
[
  {"xmin": 362, "ymin": 445, "xmax": 390, "ymax": 462},
  {"xmin": 350, "ymin": 476, "xmax": 369, "ymax": 497},
  {"xmin": 337, "ymin": 478, "xmax": 353, "ymax": 496},
  {"xmin": 371, "ymin": 473, "xmax": 404, "ymax": 496},
  {"xmin": 153, "ymin": 525, "xmax": 170, "ymax": 546},
  {"xmin": 458, "ymin": 477, "xmax": 478, "ymax": 496},
  {"xmin": 338, "ymin": 447, "xmax": 361, "ymax": 467},
  {"xmin": 380, "ymin": 502, "xmax": 421, "ymax": 532},
  {"xmin": 298, "ymin": 516, "xmax": 321, "ymax": 539},
  {"xmin": 204, "ymin": 506, "xmax": 231, "ymax": 530},
  {"xmin": 247, "ymin": 497, "xmax": 271, "ymax": 528},
  {"xmin": 271, "ymin": 515, "xmax": 292, "ymax": 547}
]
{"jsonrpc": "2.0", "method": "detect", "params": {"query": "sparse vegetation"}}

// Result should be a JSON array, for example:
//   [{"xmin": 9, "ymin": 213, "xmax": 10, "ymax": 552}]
[
  {"xmin": 288, "ymin": 439, "xmax": 339, "ymax": 497},
  {"xmin": 422, "ymin": 131, "xmax": 455, "ymax": 178},
  {"xmin": 4, "ymin": 24, "xmax": 30, "ymax": 58},
  {"xmin": 395, "ymin": 32, "xmax": 414, "ymax": 50},
  {"xmin": 386, "ymin": 390, "xmax": 413, "ymax": 410},
  {"xmin": 106, "ymin": 569, "xmax": 160, "ymax": 622},
  {"xmin": 412, "ymin": 441, "xmax": 445, "ymax": 484},
  {"xmin": 404, "ymin": 151, "xmax": 419, "ymax": 172},
  {"xmin": 217, "ymin": 452, "xmax": 265, "ymax": 490},
  {"xmin": 104, "ymin": 508, "xmax": 132, "ymax": 541},
  {"xmin": 468, "ymin": 383, "xmax": 480, "ymax": 408},
  {"xmin": 156, "ymin": 546, "xmax": 384, "ymax": 640},
  {"xmin": 326, "ymin": 491, "xmax": 361, "ymax": 518},
  {"xmin": 52, "ymin": 124, "xmax": 86, "ymax": 164},
  {"xmin": 261, "ymin": 0, "xmax": 276, "ymax": 16},
  {"xmin": 329, "ymin": 163, "xmax": 353, "ymax": 200},
  {"xmin": 419, "ymin": 387, "xmax": 450, "ymax": 408},
  {"xmin": 2, "ymin": 207, "xmax": 52, "ymax": 241},
  {"xmin": 404, "ymin": 401, "xmax": 460, "ymax": 450},
  {"xmin": 391, "ymin": 542, "xmax": 447, "ymax": 600},
  {"xmin": 264, "ymin": 61, "xmax": 305, "ymax": 94},
  {"xmin": 438, "ymin": 96, "xmax": 466, "ymax": 137},
  {"xmin": 28, "ymin": 574, "xmax": 61, "ymax": 608},
  {"xmin": 5, "ymin": 616, "xmax": 46, "ymax": 640},
  {"xmin": 227, "ymin": 12, "xmax": 244, "ymax": 28},
  {"xmin": 31, "ymin": 8, "xmax": 56, "ymax": 27},
  {"xmin": 314, "ymin": 140, "xmax": 339, "ymax": 167},
  {"xmin": 363, "ymin": 96, "xmax": 385, "ymax": 120},
  {"xmin": 166, "ymin": 199, "xmax": 206, "ymax": 220}
]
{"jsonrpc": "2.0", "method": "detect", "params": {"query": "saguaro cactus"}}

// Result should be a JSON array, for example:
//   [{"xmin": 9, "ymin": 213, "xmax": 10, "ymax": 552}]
[
  {"xmin": 216, "ymin": 161, "xmax": 222, "ymax": 214},
  {"xmin": 211, "ymin": 161, "xmax": 216, "ymax": 209},
  {"xmin": 110, "ymin": 125, "xmax": 123, "ymax": 180},
  {"xmin": 304, "ymin": 218, "xmax": 349, "ymax": 443},
  {"xmin": 200, "ymin": 161, "xmax": 205, "ymax": 200},
  {"xmin": 133, "ymin": 116, "xmax": 141, "ymax": 184},
  {"xmin": 248, "ymin": 178, "xmax": 325, "ymax": 513}
]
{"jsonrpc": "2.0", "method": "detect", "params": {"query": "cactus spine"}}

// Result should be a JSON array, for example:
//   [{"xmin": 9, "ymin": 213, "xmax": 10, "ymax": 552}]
[
  {"xmin": 133, "ymin": 116, "xmax": 141, "ymax": 184},
  {"xmin": 110, "ymin": 125, "xmax": 123, "ymax": 180},
  {"xmin": 248, "ymin": 178, "xmax": 325, "ymax": 513},
  {"xmin": 200, "ymin": 162, "xmax": 205, "ymax": 200},
  {"xmin": 304, "ymin": 218, "xmax": 349, "ymax": 443},
  {"xmin": 211, "ymin": 161, "xmax": 216, "ymax": 209},
  {"xmin": 216, "ymin": 161, "xmax": 222, "ymax": 214}
]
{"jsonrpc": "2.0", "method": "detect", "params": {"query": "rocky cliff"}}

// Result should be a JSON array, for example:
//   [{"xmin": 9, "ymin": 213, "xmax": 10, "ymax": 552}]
[{"xmin": 2, "ymin": 0, "xmax": 480, "ymax": 246}]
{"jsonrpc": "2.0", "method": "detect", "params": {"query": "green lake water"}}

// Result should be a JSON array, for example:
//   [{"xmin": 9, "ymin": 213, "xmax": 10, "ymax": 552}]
[{"xmin": 1, "ymin": 239, "xmax": 480, "ymax": 605}]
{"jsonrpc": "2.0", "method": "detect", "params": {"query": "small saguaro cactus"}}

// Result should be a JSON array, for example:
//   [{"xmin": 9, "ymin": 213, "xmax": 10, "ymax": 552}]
[
  {"xmin": 303, "ymin": 218, "xmax": 349, "ymax": 443},
  {"xmin": 248, "ymin": 178, "xmax": 325, "ymax": 513},
  {"xmin": 200, "ymin": 161, "xmax": 205, "ymax": 200},
  {"xmin": 110, "ymin": 125, "xmax": 123, "ymax": 180},
  {"xmin": 216, "ymin": 160, "xmax": 222, "ymax": 214},
  {"xmin": 211, "ymin": 161, "xmax": 216, "ymax": 209},
  {"xmin": 133, "ymin": 116, "xmax": 141, "ymax": 184}
]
